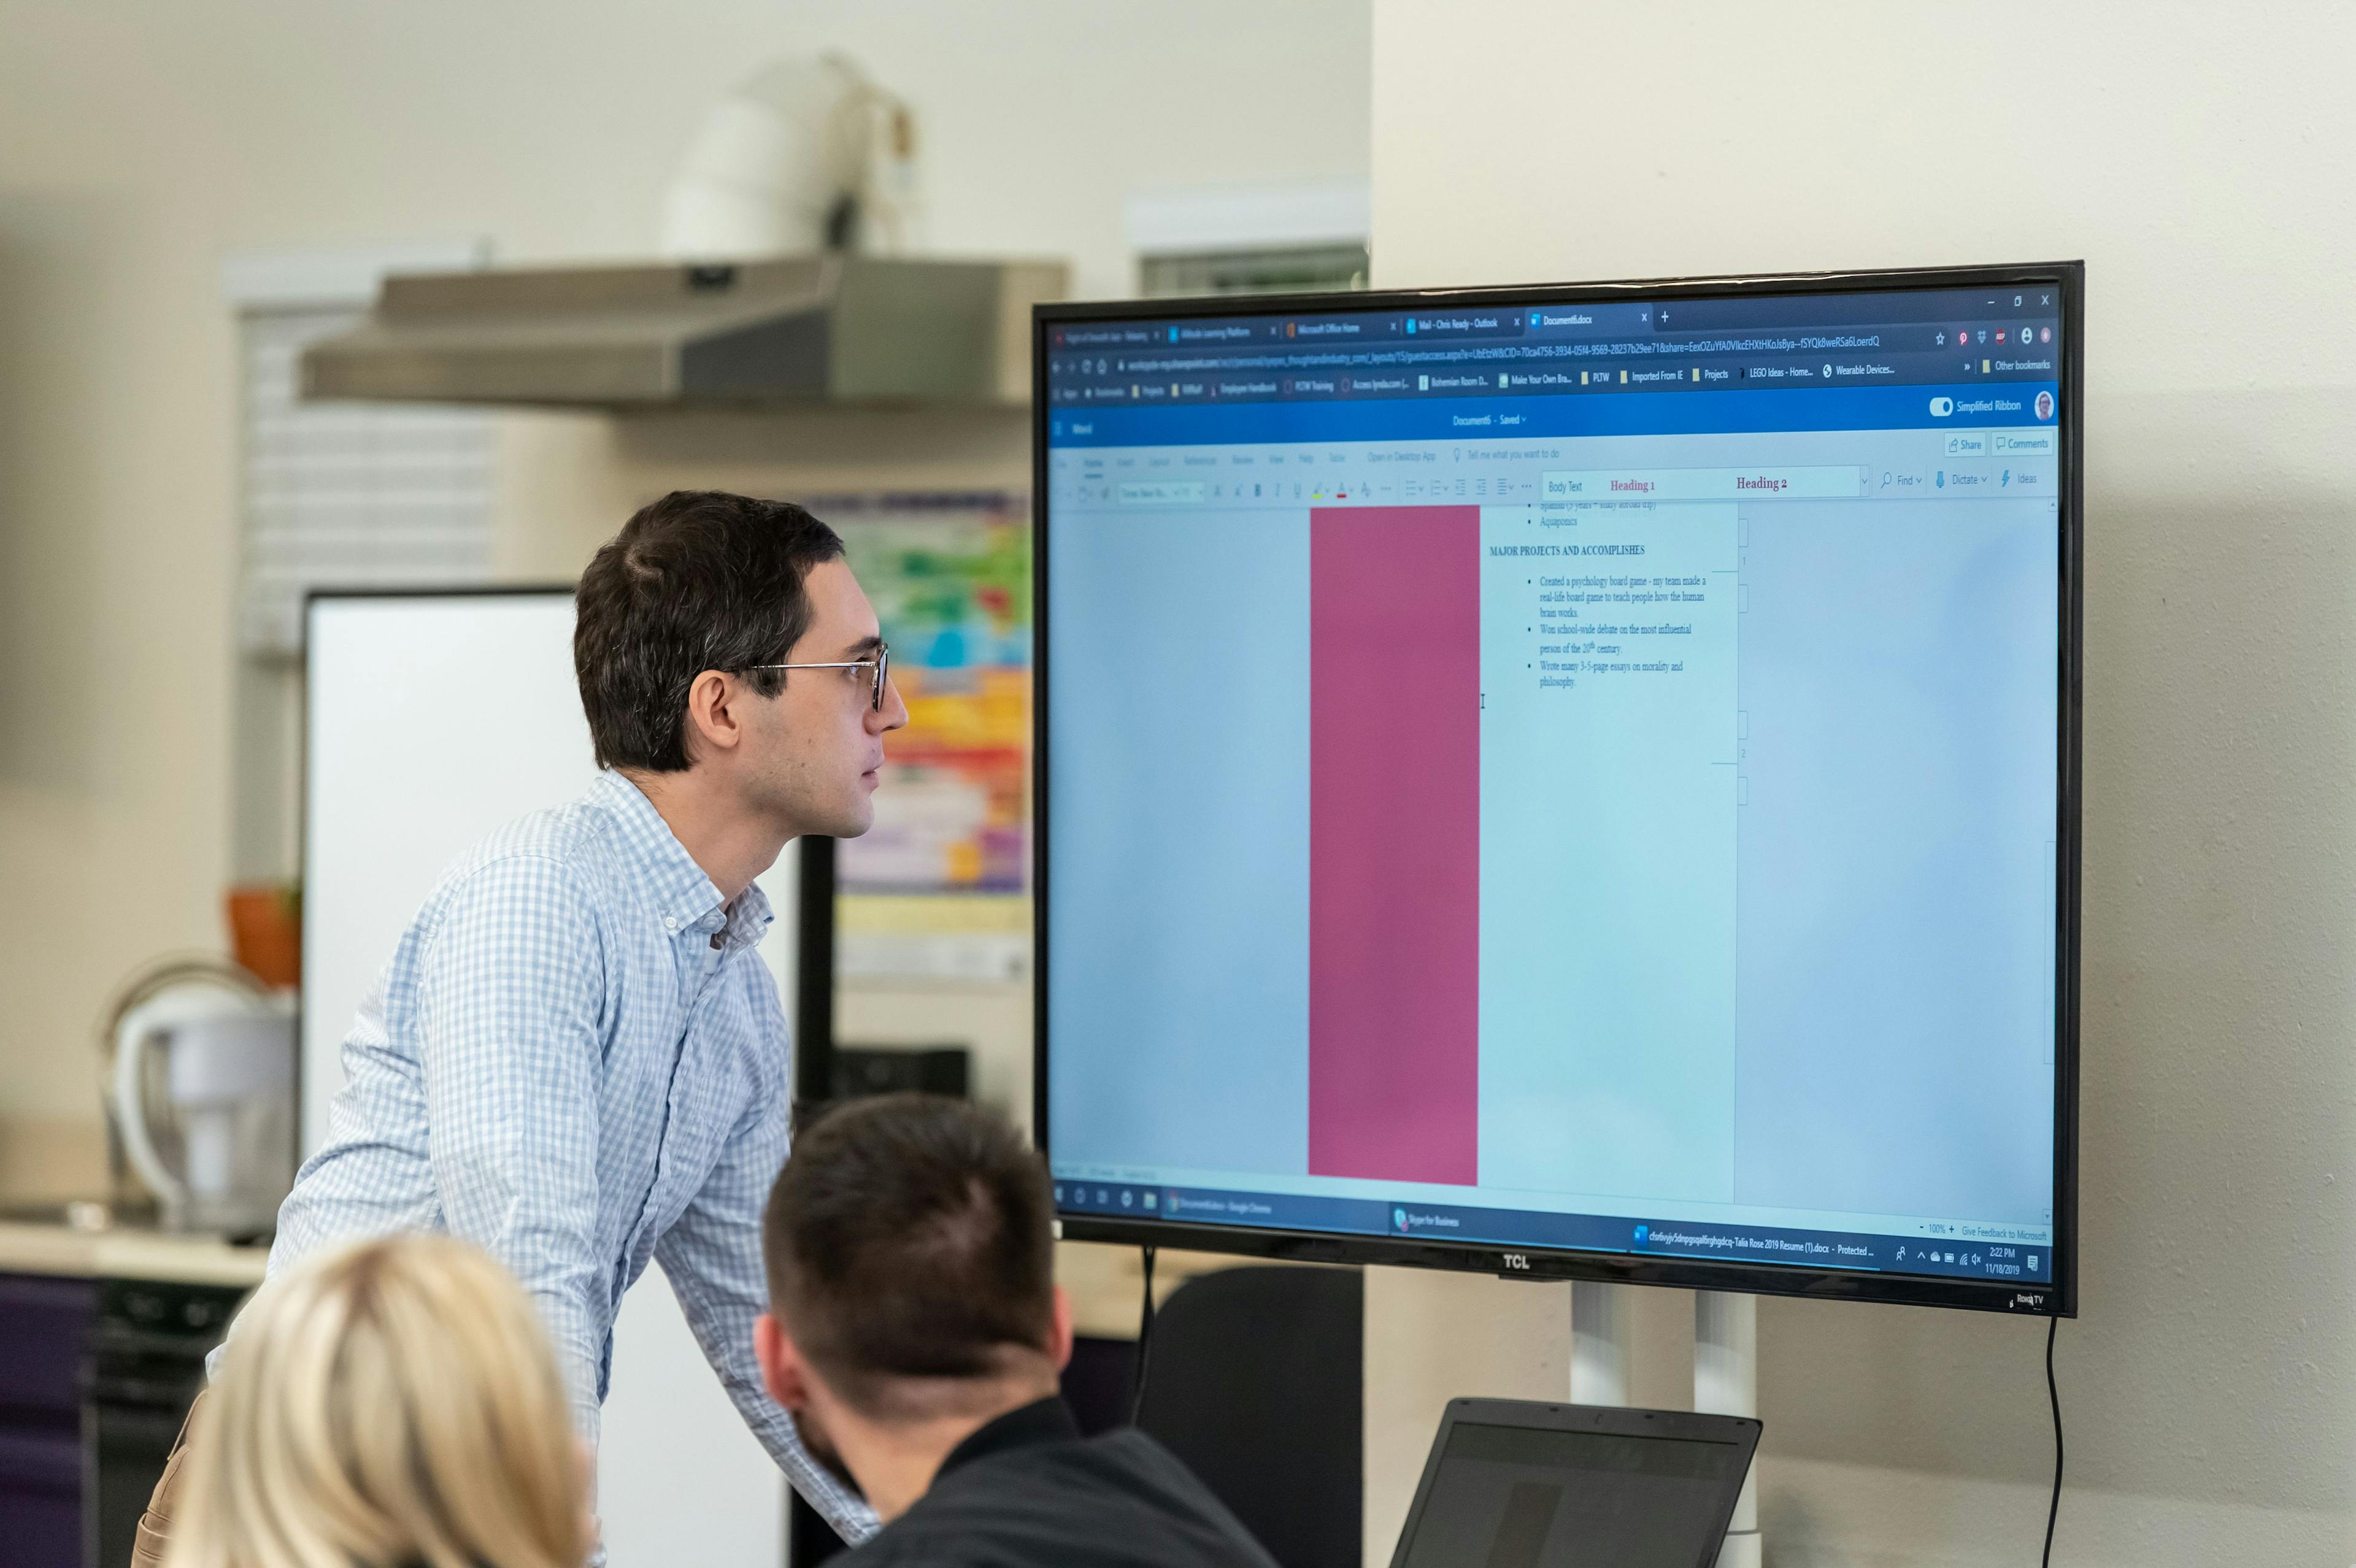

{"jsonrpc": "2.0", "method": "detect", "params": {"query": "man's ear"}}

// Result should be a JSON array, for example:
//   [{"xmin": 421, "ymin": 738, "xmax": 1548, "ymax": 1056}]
[
  {"xmin": 682, "ymin": 670, "xmax": 747, "ymax": 763},
  {"xmin": 1047, "ymin": 1285, "xmax": 1076, "ymax": 1374},
  {"xmin": 754, "ymin": 1312, "xmax": 812, "ymax": 1410}
]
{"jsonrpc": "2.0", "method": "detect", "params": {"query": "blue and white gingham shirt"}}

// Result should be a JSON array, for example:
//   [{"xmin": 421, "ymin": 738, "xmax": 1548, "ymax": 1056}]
[{"xmin": 255, "ymin": 771, "xmax": 874, "ymax": 1540}]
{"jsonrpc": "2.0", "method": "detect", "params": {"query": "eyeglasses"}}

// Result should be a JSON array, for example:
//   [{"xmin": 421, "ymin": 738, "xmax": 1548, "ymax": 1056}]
[{"xmin": 746, "ymin": 642, "xmax": 890, "ymax": 712}]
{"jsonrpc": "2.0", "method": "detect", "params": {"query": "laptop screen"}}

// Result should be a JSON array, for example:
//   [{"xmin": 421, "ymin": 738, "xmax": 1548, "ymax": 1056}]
[{"xmin": 1399, "ymin": 1421, "xmax": 1749, "ymax": 1568}]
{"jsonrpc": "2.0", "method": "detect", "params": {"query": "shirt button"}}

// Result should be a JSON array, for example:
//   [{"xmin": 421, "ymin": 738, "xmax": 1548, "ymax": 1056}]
[{"xmin": 663, "ymin": 917, "xmax": 677, "ymax": 931}]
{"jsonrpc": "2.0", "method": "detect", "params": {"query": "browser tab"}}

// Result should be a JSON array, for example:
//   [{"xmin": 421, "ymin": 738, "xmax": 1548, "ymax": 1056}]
[
  {"xmin": 1403, "ymin": 310, "xmax": 1523, "ymax": 340},
  {"xmin": 1165, "ymin": 321, "xmax": 1257, "ymax": 345},
  {"xmin": 1281, "ymin": 313, "xmax": 1402, "ymax": 340},
  {"xmin": 1520, "ymin": 302, "xmax": 1655, "ymax": 337}
]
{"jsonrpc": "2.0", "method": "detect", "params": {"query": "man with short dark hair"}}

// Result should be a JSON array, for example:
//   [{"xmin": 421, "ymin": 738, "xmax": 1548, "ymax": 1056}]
[
  {"xmin": 139, "ymin": 491, "xmax": 903, "ymax": 1563},
  {"xmin": 754, "ymin": 1094, "xmax": 1283, "ymax": 1567}
]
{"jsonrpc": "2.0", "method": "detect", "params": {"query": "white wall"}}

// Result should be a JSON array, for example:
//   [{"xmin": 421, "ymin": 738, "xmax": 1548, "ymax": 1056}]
[
  {"xmin": 1364, "ymin": 3, "xmax": 2355, "ymax": 1564},
  {"xmin": 0, "ymin": 0, "xmax": 1370, "ymax": 1164}
]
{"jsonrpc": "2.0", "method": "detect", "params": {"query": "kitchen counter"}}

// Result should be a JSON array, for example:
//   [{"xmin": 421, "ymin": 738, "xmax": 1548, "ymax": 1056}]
[
  {"xmin": 0, "ymin": 1221, "xmax": 268, "ymax": 1289},
  {"xmin": 0, "ymin": 1223, "xmax": 1271, "ymax": 1322}
]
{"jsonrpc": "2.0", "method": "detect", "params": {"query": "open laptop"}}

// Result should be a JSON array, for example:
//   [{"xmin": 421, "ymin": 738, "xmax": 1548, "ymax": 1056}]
[{"xmin": 1388, "ymin": 1399, "xmax": 1761, "ymax": 1568}]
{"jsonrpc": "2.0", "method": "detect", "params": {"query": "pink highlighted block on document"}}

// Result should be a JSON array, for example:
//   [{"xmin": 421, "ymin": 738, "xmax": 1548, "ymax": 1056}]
[{"xmin": 1307, "ymin": 505, "xmax": 1481, "ymax": 1186}]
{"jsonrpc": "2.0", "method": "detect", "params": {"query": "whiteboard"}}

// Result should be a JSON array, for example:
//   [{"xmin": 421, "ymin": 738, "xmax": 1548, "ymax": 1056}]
[{"xmin": 302, "ymin": 590, "xmax": 794, "ymax": 1568}]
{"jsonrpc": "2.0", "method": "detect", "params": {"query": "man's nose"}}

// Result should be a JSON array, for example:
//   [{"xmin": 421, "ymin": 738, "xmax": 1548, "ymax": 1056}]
[{"xmin": 871, "ymin": 676, "xmax": 910, "ymax": 732}]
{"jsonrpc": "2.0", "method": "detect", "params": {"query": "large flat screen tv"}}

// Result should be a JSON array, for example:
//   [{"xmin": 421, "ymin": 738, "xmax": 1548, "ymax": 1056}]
[{"xmin": 1033, "ymin": 264, "xmax": 2080, "ymax": 1315}]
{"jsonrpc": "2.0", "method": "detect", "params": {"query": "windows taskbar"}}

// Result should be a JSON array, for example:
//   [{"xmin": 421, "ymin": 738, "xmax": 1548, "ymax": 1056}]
[{"xmin": 1052, "ymin": 1179, "xmax": 2052, "ymax": 1286}]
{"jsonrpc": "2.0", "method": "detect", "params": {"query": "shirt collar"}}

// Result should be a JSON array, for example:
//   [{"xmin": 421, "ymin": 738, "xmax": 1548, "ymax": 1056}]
[
  {"xmin": 936, "ymin": 1397, "xmax": 1081, "ymax": 1480},
  {"xmin": 589, "ymin": 771, "xmax": 775, "ymax": 947}
]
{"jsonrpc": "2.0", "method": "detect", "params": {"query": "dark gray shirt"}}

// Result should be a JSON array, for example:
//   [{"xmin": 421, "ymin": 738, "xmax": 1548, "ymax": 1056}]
[{"xmin": 847, "ymin": 1399, "xmax": 1282, "ymax": 1568}]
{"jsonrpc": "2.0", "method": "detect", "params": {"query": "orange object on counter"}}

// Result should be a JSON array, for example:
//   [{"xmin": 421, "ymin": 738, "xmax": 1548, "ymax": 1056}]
[{"xmin": 225, "ymin": 883, "xmax": 301, "ymax": 988}]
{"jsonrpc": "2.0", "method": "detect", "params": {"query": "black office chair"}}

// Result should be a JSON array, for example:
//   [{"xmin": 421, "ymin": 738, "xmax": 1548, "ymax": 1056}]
[{"xmin": 1134, "ymin": 1266, "xmax": 1363, "ymax": 1568}]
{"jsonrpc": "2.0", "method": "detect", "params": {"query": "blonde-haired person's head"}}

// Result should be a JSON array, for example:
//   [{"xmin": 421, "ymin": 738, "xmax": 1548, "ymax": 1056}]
[{"xmin": 165, "ymin": 1234, "xmax": 590, "ymax": 1568}]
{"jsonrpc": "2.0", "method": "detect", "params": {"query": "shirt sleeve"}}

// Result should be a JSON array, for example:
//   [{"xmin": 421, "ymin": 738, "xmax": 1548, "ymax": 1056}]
[
  {"xmin": 413, "ymin": 854, "xmax": 612, "ymax": 1453},
  {"xmin": 654, "ymin": 1057, "xmax": 880, "ymax": 1543}
]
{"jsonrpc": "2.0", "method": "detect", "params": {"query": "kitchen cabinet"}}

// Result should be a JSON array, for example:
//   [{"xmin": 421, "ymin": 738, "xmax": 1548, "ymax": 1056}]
[{"xmin": 0, "ymin": 1272, "xmax": 96, "ymax": 1568}]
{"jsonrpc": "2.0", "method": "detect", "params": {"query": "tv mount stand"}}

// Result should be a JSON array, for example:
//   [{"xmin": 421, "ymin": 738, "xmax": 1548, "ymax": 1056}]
[{"xmin": 1571, "ymin": 1282, "xmax": 1761, "ymax": 1568}]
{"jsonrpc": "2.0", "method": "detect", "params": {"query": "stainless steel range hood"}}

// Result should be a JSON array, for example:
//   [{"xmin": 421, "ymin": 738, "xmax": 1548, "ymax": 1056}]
[{"xmin": 301, "ymin": 255, "xmax": 1067, "ymax": 409}]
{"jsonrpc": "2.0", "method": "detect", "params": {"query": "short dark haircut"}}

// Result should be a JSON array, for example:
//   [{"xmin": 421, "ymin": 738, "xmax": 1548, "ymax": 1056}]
[
  {"xmin": 573, "ymin": 490, "xmax": 845, "ymax": 772},
  {"xmin": 763, "ymin": 1095, "xmax": 1055, "ymax": 1416}
]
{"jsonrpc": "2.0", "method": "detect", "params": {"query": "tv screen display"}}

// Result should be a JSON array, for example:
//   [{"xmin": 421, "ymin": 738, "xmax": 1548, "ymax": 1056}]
[{"xmin": 1034, "ymin": 264, "xmax": 2079, "ymax": 1314}]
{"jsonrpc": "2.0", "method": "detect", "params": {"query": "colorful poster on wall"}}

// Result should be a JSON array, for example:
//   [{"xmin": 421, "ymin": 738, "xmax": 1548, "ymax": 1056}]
[{"xmin": 809, "ymin": 493, "xmax": 1030, "ymax": 898}]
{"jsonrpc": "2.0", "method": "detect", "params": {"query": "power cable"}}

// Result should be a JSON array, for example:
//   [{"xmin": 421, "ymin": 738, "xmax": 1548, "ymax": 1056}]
[
  {"xmin": 1128, "ymin": 1243, "xmax": 1158, "ymax": 1426},
  {"xmin": 2042, "ymin": 1314, "xmax": 2064, "ymax": 1567}
]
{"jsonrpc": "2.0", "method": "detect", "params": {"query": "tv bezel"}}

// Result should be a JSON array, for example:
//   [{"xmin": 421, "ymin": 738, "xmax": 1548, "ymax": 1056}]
[{"xmin": 1031, "ymin": 261, "xmax": 2083, "ymax": 1318}]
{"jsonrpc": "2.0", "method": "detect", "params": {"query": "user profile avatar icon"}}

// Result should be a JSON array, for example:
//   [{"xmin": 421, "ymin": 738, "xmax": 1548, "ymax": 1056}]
[
  {"xmin": 1633, "ymin": 1224, "xmax": 1650, "ymax": 1248},
  {"xmin": 2035, "ymin": 390, "xmax": 2055, "ymax": 421},
  {"xmin": 1394, "ymin": 1207, "xmax": 1410, "ymax": 1232}
]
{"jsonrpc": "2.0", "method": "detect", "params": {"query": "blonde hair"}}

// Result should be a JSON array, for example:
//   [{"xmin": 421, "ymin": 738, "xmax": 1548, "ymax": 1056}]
[{"xmin": 166, "ymin": 1234, "xmax": 589, "ymax": 1568}]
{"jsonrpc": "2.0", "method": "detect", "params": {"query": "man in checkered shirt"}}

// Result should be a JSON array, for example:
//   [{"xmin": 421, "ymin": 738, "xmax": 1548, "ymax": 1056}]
[{"xmin": 138, "ymin": 491, "xmax": 907, "ymax": 1561}]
